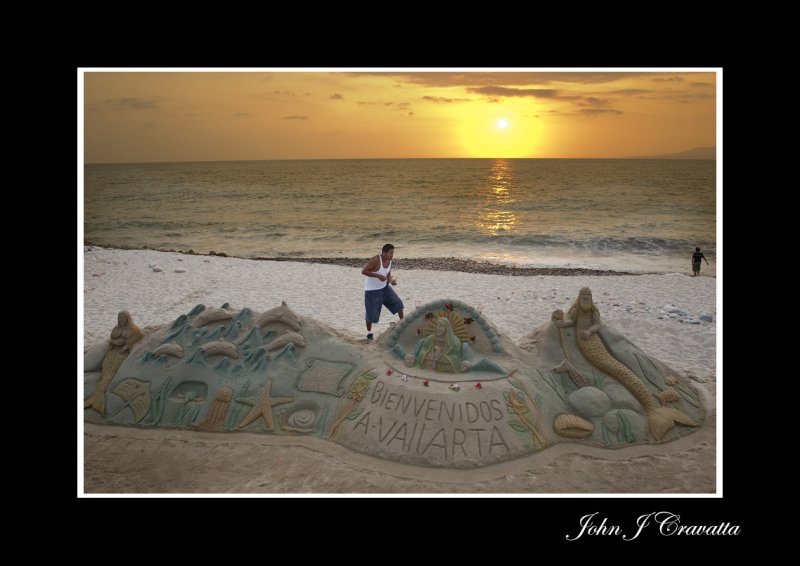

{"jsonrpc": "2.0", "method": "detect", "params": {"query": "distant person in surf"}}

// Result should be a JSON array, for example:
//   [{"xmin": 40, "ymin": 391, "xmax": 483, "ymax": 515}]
[
  {"xmin": 691, "ymin": 247, "xmax": 709, "ymax": 277},
  {"xmin": 362, "ymin": 243, "xmax": 404, "ymax": 341}
]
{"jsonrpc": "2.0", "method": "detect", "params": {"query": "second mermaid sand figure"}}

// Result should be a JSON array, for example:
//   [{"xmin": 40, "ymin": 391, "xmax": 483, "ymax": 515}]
[{"xmin": 555, "ymin": 287, "xmax": 697, "ymax": 440}]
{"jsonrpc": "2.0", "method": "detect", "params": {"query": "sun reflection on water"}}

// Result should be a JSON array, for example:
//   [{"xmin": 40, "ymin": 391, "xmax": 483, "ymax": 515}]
[{"xmin": 477, "ymin": 159, "xmax": 517, "ymax": 235}]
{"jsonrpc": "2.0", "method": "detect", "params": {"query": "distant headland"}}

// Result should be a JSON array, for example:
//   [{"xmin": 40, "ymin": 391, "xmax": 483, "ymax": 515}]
[{"xmin": 627, "ymin": 146, "xmax": 716, "ymax": 160}]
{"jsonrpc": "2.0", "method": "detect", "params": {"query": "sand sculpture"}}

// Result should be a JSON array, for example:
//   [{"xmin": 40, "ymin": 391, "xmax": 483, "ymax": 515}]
[
  {"xmin": 84, "ymin": 290, "xmax": 705, "ymax": 468},
  {"xmin": 555, "ymin": 287, "xmax": 697, "ymax": 440},
  {"xmin": 84, "ymin": 310, "xmax": 144, "ymax": 416}
]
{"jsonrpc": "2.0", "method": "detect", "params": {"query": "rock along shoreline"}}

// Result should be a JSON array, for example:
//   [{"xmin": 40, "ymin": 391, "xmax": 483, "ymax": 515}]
[
  {"xmin": 84, "ymin": 242, "xmax": 636, "ymax": 276},
  {"xmin": 255, "ymin": 256, "xmax": 634, "ymax": 276}
]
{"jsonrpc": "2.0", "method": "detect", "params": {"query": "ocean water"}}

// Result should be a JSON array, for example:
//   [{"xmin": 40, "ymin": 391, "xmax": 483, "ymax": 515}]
[{"xmin": 83, "ymin": 158, "xmax": 717, "ymax": 274}]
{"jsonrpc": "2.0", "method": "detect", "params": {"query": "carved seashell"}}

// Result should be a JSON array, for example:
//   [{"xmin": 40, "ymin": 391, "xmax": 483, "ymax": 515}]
[
  {"xmin": 152, "ymin": 341, "xmax": 185, "ymax": 358},
  {"xmin": 553, "ymin": 414, "xmax": 594, "ymax": 438},
  {"xmin": 664, "ymin": 375, "xmax": 678, "ymax": 386},
  {"xmin": 284, "ymin": 408, "xmax": 317, "ymax": 433},
  {"xmin": 192, "ymin": 307, "xmax": 234, "ymax": 328},
  {"xmin": 657, "ymin": 390, "xmax": 680, "ymax": 404},
  {"xmin": 200, "ymin": 340, "xmax": 239, "ymax": 359}
]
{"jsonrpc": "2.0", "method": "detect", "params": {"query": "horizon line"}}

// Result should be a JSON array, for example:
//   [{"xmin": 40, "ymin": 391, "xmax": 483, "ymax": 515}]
[{"xmin": 85, "ymin": 154, "xmax": 717, "ymax": 166}]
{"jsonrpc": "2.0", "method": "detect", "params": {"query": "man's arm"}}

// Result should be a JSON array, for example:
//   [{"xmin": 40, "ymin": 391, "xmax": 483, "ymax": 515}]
[
  {"xmin": 361, "ymin": 256, "xmax": 385, "ymax": 280},
  {"xmin": 704, "ymin": 254, "xmax": 709, "ymax": 265}
]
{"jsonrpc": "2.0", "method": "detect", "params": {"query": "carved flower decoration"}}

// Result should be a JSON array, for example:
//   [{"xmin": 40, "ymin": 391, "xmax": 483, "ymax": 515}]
[
  {"xmin": 504, "ymin": 390, "xmax": 529, "ymax": 415},
  {"xmin": 348, "ymin": 380, "xmax": 370, "ymax": 402}
]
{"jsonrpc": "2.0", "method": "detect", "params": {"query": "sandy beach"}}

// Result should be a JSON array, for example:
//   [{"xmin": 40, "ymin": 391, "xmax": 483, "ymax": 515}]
[{"xmin": 81, "ymin": 247, "xmax": 718, "ymax": 494}]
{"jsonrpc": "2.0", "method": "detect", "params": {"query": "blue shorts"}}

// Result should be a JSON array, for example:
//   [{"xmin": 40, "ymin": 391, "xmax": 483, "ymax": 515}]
[{"xmin": 365, "ymin": 285, "xmax": 404, "ymax": 323}]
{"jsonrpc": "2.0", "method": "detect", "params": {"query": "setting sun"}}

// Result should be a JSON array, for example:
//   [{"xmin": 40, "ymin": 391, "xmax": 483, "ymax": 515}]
[{"xmin": 456, "ymin": 104, "xmax": 545, "ymax": 158}]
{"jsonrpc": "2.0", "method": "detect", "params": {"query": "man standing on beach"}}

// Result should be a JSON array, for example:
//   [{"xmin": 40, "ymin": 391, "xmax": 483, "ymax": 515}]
[
  {"xmin": 362, "ymin": 244, "xmax": 404, "ymax": 340},
  {"xmin": 691, "ymin": 247, "xmax": 709, "ymax": 277}
]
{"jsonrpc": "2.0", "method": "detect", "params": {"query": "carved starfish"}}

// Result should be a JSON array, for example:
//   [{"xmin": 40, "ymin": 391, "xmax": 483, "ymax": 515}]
[{"xmin": 235, "ymin": 379, "xmax": 294, "ymax": 431}]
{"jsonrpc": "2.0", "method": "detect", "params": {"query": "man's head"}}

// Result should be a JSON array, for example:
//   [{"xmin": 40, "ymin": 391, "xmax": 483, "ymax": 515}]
[
  {"xmin": 381, "ymin": 243, "xmax": 395, "ymax": 259},
  {"xmin": 696, "ymin": 247, "xmax": 701, "ymax": 252}
]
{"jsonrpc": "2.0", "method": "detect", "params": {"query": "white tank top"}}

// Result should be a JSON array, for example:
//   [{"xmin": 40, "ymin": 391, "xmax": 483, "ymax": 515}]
[{"xmin": 364, "ymin": 257, "xmax": 392, "ymax": 291}]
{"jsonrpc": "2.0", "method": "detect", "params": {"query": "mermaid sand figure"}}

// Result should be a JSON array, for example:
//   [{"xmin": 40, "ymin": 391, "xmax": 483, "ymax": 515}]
[
  {"xmin": 85, "ymin": 310, "xmax": 144, "ymax": 416},
  {"xmin": 555, "ymin": 288, "xmax": 697, "ymax": 440}
]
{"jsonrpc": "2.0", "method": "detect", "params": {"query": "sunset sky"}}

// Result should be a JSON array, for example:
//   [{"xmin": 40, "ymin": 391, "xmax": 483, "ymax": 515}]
[{"xmin": 82, "ymin": 69, "xmax": 717, "ymax": 163}]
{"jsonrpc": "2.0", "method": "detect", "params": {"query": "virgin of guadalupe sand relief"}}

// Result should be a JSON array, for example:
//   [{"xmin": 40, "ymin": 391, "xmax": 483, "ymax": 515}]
[
  {"xmin": 407, "ymin": 315, "xmax": 465, "ymax": 372},
  {"xmin": 402, "ymin": 313, "xmax": 506, "ymax": 374},
  {"xmin": 385, "ymin": 300, "xmax": 509, "ymax": 379}
]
